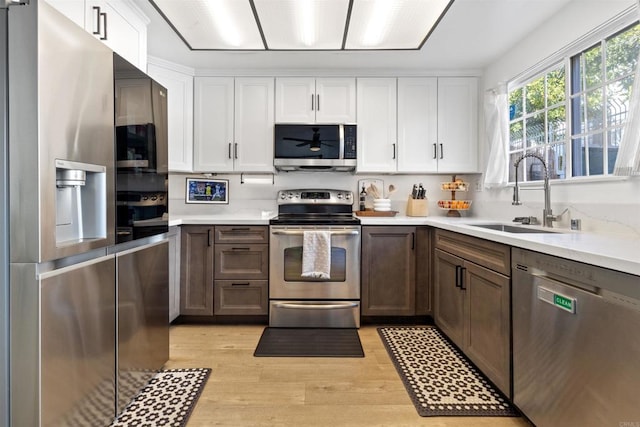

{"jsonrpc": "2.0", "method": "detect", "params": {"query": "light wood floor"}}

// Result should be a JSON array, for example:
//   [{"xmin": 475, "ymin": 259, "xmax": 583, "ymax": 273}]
[{"xmin": 165, "ymin": 324, "xmax": 532, "ymax": 427}]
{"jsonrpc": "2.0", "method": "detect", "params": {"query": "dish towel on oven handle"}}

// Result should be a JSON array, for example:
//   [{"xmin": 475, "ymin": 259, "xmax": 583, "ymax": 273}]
[{"xmin": 301, "ymin": 230, "xmax": 331, "ymax": 279}]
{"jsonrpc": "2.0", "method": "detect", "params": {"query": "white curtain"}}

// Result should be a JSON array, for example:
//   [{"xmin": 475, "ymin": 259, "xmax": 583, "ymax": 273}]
[
  {"xmin": 483, "ymin": 83, "xmax": 510, "ymax": 188},
  {"xmin": 613, "ymin": 0, "xmax": 640, "ymax": 176}
]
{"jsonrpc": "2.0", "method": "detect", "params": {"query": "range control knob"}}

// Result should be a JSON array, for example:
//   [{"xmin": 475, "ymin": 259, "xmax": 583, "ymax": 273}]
[
  {"xmin": 280, "ymin": 192, "xmax": 287, "ymax": 199},
  {"xmin": 337, "ymin": 193, "xmax": 344, "ymax": 199}
]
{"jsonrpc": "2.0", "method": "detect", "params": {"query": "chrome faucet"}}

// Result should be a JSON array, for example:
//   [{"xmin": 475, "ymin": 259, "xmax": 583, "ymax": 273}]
[{"xmin": 513, "ymin": 153, "xmax": 557, "ymax": 227}]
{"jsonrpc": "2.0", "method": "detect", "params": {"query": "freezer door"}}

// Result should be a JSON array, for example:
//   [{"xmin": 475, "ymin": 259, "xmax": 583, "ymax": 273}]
[
  {"xmin": 117, "ymin": 240, "xmax": 169, "ymax": 414},
  {"xmin": 40, "ymin": 255, "xmax": 116, "ymax": 426}
]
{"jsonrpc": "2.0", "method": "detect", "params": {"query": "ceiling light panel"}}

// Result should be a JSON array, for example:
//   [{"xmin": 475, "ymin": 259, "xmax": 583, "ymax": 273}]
[
  {"xmin": 153, "ymin": 0, "xmax": 264, "ymax": 49},
  {"xmin": 253, "ymin": 0, "xmax": 350, "ymax": 50},
  {"xmin": 345, "ymin": 0, "xmax": 453, "ymax": 50}
]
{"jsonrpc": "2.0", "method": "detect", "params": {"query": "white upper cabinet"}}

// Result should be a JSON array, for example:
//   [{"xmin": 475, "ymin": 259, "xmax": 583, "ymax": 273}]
[
  {"xmin": 356, "ymin": 78, "xmax": 398, "ymax": 173},
  {"xmin": 234, "ymin": 77, "xmax": 275, "ymax": 172},
  {"xmin": 147, "ymin": 59, "xmax": 194, "ymax": 173},
  {"xmin": 193, "ymin": 77, "xmax": 235, "ymax": 172},
  {"xmin": 358, "ymin": 76, "xmax": 478, "ymax": 174},
  {"xmin": 436, "ymin": 77, "xmax": 478, "ymax": 173},
  {"xmin": 86, "ymin": 0, "xmax": 148, "ymax": 69},
  {"xmin": 194, "ymin": 77, "xmax": 274, "ymax": 173},
  {"xmin": 46, "ymin": 0, "xmax": 149, "ymax": 70},
  {"xmin": 275, "ymin": 77, "xmax": 356, "ymax": 123},
  {"xmin": 397, "ymin": 77, "xmax": 439, "ymax": 173}
]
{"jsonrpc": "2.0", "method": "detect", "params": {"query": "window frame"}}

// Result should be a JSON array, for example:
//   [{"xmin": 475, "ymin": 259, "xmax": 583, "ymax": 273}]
[{"xmin": 506, "ymin": 8, "xmax": 638, "ymax": 185}]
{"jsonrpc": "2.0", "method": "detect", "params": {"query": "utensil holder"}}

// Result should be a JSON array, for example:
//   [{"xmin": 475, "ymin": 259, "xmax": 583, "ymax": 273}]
[{"xmin": 406, "ymin": 196, "xmax": 428, "ymax": 217}]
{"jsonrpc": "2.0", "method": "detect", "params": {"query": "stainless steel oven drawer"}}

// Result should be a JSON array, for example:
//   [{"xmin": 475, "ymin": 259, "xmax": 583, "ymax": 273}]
[{"xmin": 269, "ymin": 300, "xmax": 360, "ymax": 328}]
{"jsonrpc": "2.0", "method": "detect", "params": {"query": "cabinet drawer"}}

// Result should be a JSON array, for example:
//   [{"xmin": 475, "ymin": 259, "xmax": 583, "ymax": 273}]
[
  {"xmin": 434, "ymin": 229, "xmax": 510, "ymax": 276},
  {"xmin": 214, "ymin": 244, "xmax": 268, "ymax": 279},
  {"xmin": 214, "ymin": 280, "xmax": 268, "ymax": 315},
  {"xmin": 215, "ymin": 226, "xmax": 269, "ymax": 244}
]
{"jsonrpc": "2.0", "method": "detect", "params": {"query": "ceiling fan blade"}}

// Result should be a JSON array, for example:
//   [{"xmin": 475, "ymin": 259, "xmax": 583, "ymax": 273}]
[{"xmin": 283, "ymin": 137, "xmax": 312, "ymax": 142}]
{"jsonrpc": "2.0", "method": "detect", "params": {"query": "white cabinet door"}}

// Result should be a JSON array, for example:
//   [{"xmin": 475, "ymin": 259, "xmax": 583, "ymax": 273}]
[
  {"xmin": 85, "ymin": 0, "xmax": 148, "ymax": 69},
  {"xmin": 45, "ymin": 0, "xmax": 85, "ymax": 28},
  {"xmin": 397, "ymin": 78, "xmax": 438, "ymax": 172},
  {"xmin": 356, "ymin": 78, "xmax": 397, "ymax": 173},
  {"xmin": 234, "ymin": 77, "xmax": 275, "ymax": 172},
  {"xmin": 275, "ymin": 77, "xmax": 315, "ymax": 123},
  {"xmin": 437, "ymin": 77, "xmax": 478, "ymax": 173},
  {"xmin": 193, "ymin": 77, "xmax": 235, "ymax": 172},
  {"xmin": 275, "ymin": 77, "xmax": 356, "ymax": 123},
  {"xmin": 315, "ymin": 78, "xmax": 356, "ymax": 123},
  {"xmin": 147, "ymin": 61, "xmax": 194, "ymax": 172}
]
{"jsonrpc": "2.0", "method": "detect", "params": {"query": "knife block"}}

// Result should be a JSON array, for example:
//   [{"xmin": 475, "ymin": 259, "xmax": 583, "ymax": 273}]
[{"xmin": 406, "ymin": 196, "xmax": 428, "ymax": 217}]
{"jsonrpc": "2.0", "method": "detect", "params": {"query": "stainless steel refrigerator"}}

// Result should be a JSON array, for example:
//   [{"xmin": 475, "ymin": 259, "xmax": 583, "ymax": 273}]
[
  {"xmin": 1, "ymin": 5, "xmax": 10, "ymax": 427},
  {"xmin": 113, "ymin": 53, "xmax": 169, "ymax": 415},
  {"xmin": 7, "ymin": 1, "xmax": 116, "ymax": 425}
]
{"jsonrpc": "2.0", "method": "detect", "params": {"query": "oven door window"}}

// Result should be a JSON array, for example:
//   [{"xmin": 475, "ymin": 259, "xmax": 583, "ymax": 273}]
[{"xmin": 283, "ymin": 247, "xmax": 346, "ymax": 282}]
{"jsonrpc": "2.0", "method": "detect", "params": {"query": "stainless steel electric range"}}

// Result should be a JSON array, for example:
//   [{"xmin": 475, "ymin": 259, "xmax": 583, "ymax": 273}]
[{"xmin": 269, "ymin": 189, "xmax": 361, "ymax": 328}]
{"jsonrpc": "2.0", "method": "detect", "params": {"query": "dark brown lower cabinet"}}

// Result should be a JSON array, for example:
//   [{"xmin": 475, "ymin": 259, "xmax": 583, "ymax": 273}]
[
  {"xmin": 180, "ymin": 225, "xmax": 214, "ymax": 316},
  {"xmin": 433, "ymin": 230, "xmax": 511, "ymax": 397},
  {"xmin": 361, "ymin": 226, "xmax": 416, "ymax": 316},
  {"xmin": 214, "ymin": 280, "xmax": 268, "ymax": 315},
  {"xmin": 179, "ymin": 225, "xmax": 269, "ymax": 319}
]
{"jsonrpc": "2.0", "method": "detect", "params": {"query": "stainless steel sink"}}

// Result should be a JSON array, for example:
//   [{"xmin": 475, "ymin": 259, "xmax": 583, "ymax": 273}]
[{"xmin": 469, "ymin": 223, "xmax": 563, "ymax": 234}]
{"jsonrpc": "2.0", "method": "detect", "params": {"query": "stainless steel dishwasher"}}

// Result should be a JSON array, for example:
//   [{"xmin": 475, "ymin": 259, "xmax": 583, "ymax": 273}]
[{"xmin": 512, "ymin": 248, "xmax": 640, "ymax": 427}]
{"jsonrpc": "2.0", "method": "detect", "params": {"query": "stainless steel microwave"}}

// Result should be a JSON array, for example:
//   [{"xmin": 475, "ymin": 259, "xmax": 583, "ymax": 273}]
[{"xmin": 274, "ymin": 124, "xmax": 357, "ymax": 171}]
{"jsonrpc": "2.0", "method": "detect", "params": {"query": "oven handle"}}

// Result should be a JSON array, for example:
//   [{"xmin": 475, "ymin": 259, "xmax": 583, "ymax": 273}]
[
  {"xmin": 273, "ymin": 302, "xmax": 358, "ymax": 310},
  {"xmin": 271, "ymin": 230, "xmax": 360, "ymax": 236}
]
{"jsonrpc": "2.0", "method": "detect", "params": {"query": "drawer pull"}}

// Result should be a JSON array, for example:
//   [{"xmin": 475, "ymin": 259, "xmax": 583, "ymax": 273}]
[
  {"xmin": 231, "ymin": 247, "xmax": 250, "ymax": 251},
  {"xmin": 231, "ymin": 282, "xmax": 250, "ymax": 286}
]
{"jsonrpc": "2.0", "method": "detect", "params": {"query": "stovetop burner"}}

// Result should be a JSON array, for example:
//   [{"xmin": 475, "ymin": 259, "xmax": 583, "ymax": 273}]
[{"xmin": 271, "ymin": 189, "xmax": 360, "ymax": 226}]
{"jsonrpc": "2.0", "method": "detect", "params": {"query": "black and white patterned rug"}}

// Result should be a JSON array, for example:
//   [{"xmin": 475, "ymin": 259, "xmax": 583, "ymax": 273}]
[
  {"xmin": 111, "ymin": 368, "xmax": 211, "ymax": 427},
  {"xmin": 378, "ymin": 326, "xmax": 517, "ymax": 417}
]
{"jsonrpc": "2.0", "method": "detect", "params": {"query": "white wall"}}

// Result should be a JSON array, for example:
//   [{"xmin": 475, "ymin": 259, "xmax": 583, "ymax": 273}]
[
  {"xmin": 169, "ymin": 172, "xmax": 483, "ymax": 219},
  {"xmin": 476, "ymin": 0, "xmax": 640, "ymax": 237}
]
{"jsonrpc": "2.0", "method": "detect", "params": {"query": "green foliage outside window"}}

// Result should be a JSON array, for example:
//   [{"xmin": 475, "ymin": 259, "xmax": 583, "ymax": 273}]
[{"xmin": 507, "ymin": 22, "xmax": 639, "ymax": 182}]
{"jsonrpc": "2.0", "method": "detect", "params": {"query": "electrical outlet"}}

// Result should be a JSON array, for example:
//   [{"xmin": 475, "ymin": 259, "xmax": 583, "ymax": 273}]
[{"xmin": 475, "ymin": 180, "xmax": 483, "ymax": 192}]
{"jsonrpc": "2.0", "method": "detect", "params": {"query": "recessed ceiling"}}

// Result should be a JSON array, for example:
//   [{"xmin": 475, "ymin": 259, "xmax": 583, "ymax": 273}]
[
  {"xmin": 150, "ymin": 0, "xmax": 454, "ymax": 50},
  {"xmin": 135, "ymin": 0, "xmax": 631, "ymax": 71}
]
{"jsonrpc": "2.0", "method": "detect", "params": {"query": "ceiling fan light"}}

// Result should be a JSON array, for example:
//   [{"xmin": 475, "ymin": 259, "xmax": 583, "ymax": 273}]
[{"xmin": 310, "ymin": 146, "xmax": 321, "ymax": 152}]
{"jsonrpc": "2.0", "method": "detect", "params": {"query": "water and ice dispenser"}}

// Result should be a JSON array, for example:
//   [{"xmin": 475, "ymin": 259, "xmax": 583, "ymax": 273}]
[{"xmin": 55, "ymin": 159, "xmax": 107, "ymax": 246}]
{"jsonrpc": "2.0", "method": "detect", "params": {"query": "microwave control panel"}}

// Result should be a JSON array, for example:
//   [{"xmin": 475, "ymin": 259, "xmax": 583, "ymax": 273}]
[{"xmin": 344, "ymin": 125, "xmax": 357, "ymax": 159}]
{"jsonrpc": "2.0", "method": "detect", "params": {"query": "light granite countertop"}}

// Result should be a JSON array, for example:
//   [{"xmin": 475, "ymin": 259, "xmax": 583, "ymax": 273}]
[{"xmin": 170, "ymin": 214, "xmax": 640, "ymax": 276}]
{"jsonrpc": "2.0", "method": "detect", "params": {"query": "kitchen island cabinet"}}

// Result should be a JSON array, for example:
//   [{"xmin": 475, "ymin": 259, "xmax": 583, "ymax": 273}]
[{"xmin": 433, "ymin": 229, "xmax": 511, "ymax": 397}]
